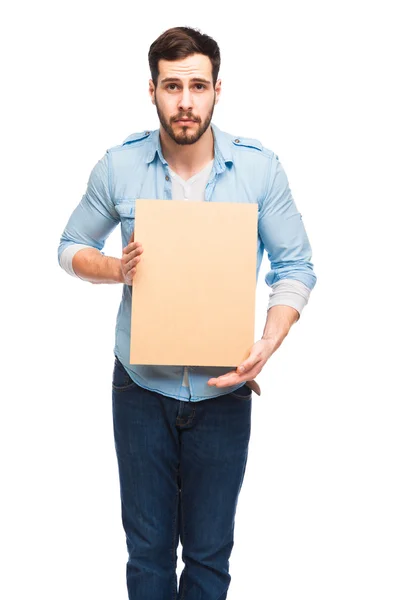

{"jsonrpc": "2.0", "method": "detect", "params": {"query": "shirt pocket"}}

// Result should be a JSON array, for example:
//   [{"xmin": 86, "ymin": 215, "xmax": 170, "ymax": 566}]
[{"xmin": 115, "ymin": 199, "xmax": 136, "ymax": 244}]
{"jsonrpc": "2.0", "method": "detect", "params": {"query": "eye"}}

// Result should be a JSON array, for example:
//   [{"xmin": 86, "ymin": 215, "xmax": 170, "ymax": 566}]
[
  {"xmin": 194, "ymin": 84, "xmax": 206, "ymax": 90},
  {"xmin": 167, "ymin": 84, "xmax": 179, "ymax": 90}
]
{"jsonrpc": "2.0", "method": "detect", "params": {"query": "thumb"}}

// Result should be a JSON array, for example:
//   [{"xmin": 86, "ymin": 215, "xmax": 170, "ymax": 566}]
[
  {"xmin": 129, "ymin": 228, "xmax": 135, "ymax": 243},
  {"xmin": 237, "ymin": 354, "xmax": 254, "ymax": 374}
]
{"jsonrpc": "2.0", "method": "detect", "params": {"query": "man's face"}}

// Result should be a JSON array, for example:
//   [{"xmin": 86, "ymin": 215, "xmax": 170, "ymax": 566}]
[{"xmin": 149, "ymin": 53, "xmax": 221, "ymax": 145}]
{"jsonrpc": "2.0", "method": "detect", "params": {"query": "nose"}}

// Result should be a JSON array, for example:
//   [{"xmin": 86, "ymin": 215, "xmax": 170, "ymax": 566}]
[{"xmin": 178, "ymin": 86, "xmax": 193, "ymax": 112}]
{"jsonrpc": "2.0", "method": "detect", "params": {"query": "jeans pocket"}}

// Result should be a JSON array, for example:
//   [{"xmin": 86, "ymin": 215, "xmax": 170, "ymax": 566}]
[
  {"xmin": 229, "ymin": 383, "xmax": 252, "ymax": 400},
  {"xmin": 112, "ymin": 356, "xmax": 137, "ymax": 391}
]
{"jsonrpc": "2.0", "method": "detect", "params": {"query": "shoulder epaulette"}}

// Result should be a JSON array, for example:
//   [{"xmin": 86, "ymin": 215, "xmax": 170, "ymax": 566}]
[{"xmin": 122, "ymin": 130, "xmax": 152, "ymax": 146}]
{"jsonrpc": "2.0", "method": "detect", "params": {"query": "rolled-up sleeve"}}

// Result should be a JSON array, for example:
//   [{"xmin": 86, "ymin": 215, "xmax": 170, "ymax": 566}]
[
  {"xmin": 57, "ymin": 152, "xmax": 120, "ymax": 268},
  {"xmin": 258, "ymin": 156, "xmax": 317, "ymax": 296}
]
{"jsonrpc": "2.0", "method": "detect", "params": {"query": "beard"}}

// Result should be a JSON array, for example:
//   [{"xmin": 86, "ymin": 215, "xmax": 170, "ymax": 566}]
[{"xmin": 155, "ymin": 93, "xmax": 215, "ymax": 145}]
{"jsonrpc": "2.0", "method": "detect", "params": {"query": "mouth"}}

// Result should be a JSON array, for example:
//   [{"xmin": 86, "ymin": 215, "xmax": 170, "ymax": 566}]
[{"xmin": 175, "ymin": 119, "xmax": 197, "ymax": 124}]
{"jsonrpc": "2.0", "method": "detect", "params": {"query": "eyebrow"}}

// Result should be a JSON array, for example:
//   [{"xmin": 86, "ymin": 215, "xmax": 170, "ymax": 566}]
[{"xmin": 160, "ymin": 77, "xmax": 211, "ymax": 85}]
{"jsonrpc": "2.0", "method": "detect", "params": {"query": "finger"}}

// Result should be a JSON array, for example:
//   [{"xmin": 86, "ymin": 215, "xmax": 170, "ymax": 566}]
[
  {"xmin": 209, "ymin": 372, "xmax": 253, "ymax": 388},
  {"xmin": 123, "ymin": 242, "xmax": 142, "ymax": 254},
  {"xmin": 126, "ymin": 256, "xmax": 141, "ymax": 270},
  {"xmin": 208, "ymin": 377, "xmax": 241, "ymax": 387},
  {"xmin": 129, "ymin": 229, "xmax": 135, "ymax": 243},
  {"xmin": 209, "ymin": 360, "xmax": 262, "ymax": 387},
  {"xmin": 237, "ymin": 355, "xmax": 262, "ymax": 374},
  {"xmin": 129, "ymin": 262, "xmax": 139, "ymax": 274},
  {"xmin": 124, "ymin": 267, "xmax": 135, "ymax": 283},
  {"xmin": 208, "ymin": 371, "xmax": 241, "ymax": 386},
  {"xmin": 124, "ymin": 241, "xmax": 141, "ymax": 251}
]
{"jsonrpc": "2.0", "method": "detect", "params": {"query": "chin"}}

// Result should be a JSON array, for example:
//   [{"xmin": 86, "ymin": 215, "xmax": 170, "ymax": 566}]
[{"xmin": 174, "ymin": 136, "xmax": 199, "ymax": 146}]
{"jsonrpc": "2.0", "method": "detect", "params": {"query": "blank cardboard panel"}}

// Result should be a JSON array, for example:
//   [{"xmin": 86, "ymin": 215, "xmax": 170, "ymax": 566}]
[{"xmin": 130, "ymin": 199, "xmax": 258, "ymax": 367}]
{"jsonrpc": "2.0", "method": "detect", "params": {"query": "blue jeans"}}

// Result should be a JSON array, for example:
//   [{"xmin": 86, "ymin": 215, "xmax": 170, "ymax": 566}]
[{"xmin": 112, "ymin": 355, "xmax": 252, "ymax": 600}]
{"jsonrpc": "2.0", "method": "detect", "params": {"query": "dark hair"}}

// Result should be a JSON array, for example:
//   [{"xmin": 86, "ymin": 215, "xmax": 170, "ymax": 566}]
[{"xmin": 148, "ymin": 27, "xmax": 221, "ymax": 88}]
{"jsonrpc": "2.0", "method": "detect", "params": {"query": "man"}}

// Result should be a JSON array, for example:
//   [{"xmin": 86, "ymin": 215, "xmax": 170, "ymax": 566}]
[{"xmin": 58, "ymin": 26, "xmax": 317, "ymax": 600}]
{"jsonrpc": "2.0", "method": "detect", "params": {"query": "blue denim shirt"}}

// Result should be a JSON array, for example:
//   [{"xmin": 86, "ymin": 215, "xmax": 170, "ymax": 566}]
[{"xmin": 58, "ymin": 122, "xmax": 317, "ymax": 402}]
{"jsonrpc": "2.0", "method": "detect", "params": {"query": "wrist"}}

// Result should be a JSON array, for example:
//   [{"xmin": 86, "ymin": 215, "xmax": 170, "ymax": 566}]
[
  {"xmin": 94, "ymin": 255, "xmax": 124, "ymax": 284},
  {"xmin": 260, "ymin": 334, "xmax": 283, "ymax": 352},
  {"xmin": 114, "ymin": 257, "xmax": 124, "ymax": 283}
]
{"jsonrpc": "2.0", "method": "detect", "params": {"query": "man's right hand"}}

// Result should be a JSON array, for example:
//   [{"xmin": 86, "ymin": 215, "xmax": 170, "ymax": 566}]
[{"xmin": 120, "ymin": 229, "xmax": 143, "ymax": 285}]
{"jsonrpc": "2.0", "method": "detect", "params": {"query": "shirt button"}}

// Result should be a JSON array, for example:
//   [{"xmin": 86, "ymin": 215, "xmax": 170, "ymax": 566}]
[
  {"xmin": 145, "ymin": 131, "xmax": 150, "ymax": 135},
  {"xmin": 234, "ymin": 138, "xmax": 240, "ymax": 143},
  {"xmin": 165, "ymin": 175, "xmax": 170, "ymax": 181}
]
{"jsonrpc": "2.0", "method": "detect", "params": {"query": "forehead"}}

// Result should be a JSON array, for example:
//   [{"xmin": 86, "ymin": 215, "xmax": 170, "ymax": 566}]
[{"xmin": 158, "ymin": 53, "xmax": 212, "ymax": 81}]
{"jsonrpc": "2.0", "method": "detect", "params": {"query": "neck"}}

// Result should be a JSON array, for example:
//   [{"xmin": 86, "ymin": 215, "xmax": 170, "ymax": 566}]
[{"xmin": 159, "ymin": 125, "xmax": 214, "ymax": 178}]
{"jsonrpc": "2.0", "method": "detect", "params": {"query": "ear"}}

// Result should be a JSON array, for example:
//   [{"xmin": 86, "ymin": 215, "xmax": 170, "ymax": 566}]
[
  {"xmin": 149, "ymin": 79, "xmax": 156, "ymax": 105},
  {"xmin": 214, "ymin": 79, "xmax": 222, "ymax": 105}
]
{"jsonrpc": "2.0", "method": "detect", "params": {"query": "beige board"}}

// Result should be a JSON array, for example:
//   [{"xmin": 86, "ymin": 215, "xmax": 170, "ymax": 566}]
[{"xmin": 130, "ymin": 199, "xmax": 258, "ymax": 367}]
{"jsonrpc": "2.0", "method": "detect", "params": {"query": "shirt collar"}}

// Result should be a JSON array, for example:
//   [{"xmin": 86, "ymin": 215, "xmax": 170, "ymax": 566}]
[{"xmin": 145, "ymin": 122, "xmax": 234, "ymax": 173}]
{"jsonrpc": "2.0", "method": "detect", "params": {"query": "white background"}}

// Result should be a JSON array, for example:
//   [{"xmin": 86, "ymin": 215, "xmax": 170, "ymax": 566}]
[{"xmin": 1, "ymin": 1, "xmax": 399, "ymax": 598}]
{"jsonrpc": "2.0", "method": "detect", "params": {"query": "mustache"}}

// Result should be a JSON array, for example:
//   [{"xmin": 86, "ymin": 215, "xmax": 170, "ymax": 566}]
[{"xmin": 172, "ymin": 113, "xmax": 201, "ymax": 122}]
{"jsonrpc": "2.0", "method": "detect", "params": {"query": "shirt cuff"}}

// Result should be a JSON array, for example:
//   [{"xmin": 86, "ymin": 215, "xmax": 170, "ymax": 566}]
[
  {"xmin": 267, "ymin": 279, "xmax": 312, "ymax": 316},
  {"xmin": 59, "ymin": 244, "xmax": 93, "ymax": 279}
]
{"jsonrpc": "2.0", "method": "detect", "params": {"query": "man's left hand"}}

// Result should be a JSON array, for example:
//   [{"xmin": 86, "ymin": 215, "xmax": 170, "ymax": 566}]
[{"xmin": 207, "ymin": 338, "xmax": 274, "ymax": 388}]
